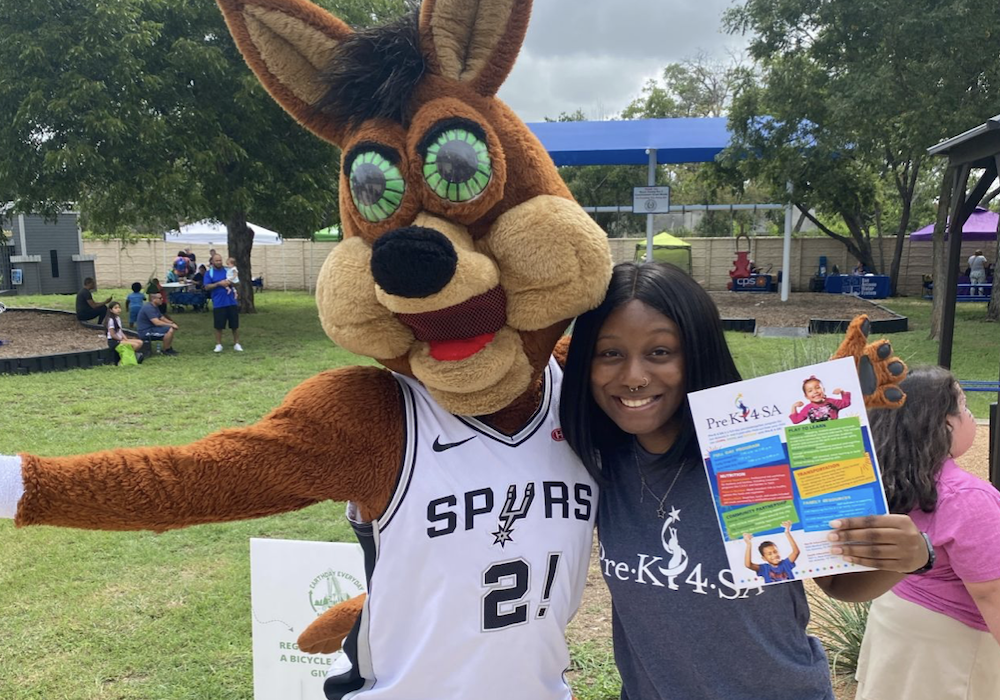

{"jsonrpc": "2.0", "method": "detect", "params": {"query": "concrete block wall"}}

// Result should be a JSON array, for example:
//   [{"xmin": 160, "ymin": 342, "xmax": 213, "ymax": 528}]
[{"xmin": 84, "ymin": 236, "xmax": 997, "ymax": 296}]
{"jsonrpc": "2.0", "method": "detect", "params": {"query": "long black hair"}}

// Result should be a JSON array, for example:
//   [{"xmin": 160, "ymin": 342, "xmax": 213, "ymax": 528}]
[
  {"xmin": 868, "ymin": 365, "xmax": 961, "ymax": 513},
  {"xmin": 560, "ymin": 262, "xmax": 741, "ymax": 482},
  {"xmin": 108, "ymin": 301, "xmax": 122, "ymax": 333}
]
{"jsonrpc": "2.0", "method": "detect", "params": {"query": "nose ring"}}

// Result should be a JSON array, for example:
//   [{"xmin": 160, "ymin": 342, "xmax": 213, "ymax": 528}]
[{"xmin": 627, "ymin": 377, "xmax": 650, "ymax": 393}]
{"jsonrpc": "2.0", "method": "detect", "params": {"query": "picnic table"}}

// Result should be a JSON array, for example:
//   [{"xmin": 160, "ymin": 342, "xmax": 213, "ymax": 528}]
[{"xmin": 161, "ymin": 282, "xmax": 207, "ymax": 312}]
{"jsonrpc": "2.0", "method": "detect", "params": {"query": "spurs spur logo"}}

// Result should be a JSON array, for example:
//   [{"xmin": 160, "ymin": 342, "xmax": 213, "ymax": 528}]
[{"xmin": 492, "ymin": 483, "xmax": 535, "ymax": 548}]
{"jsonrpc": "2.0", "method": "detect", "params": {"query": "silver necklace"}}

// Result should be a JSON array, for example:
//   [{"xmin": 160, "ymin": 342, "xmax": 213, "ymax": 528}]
[{"xmin": 633, "ymin": 440, "xmax": 684, "ymax": 519}]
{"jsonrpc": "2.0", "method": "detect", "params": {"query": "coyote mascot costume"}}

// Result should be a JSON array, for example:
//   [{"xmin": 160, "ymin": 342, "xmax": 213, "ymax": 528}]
[{"xmin": 0, "ymin": 0, "xmax": 906, "ymax": 698}]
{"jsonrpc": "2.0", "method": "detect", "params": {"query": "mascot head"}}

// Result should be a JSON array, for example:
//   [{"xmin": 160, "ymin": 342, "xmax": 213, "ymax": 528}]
[{"xmin": 217, "ymin": 0, "xmax": 612, "ymax": 414}]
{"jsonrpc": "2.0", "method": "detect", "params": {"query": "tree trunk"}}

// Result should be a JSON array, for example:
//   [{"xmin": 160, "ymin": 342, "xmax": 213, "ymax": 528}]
[
  {"xmin": 841, "ymin": 211, "xmax": 877, "ymax": 272},
  {"xmin": 888, "ymin": 166, "xmax": 920, "ymax": 296},
  {"xmin": 794, "ymin": 204, "xmax": 876, "ymax": 270},
  {"xmin": 888, "ymin": 196, "xmax": 911, "ymax": 296},
  {"xmin": 875, "ymin": 209, "xmax": 886, "ymax": 275},
  {"xmin": 929, "ymin": 167, "xmax": 954, "ymax": 339},
  {"xmin": 987, "ymin": 217, "xmax": 1000, "ymax": 322},
  {"xmin": 227, "ymin": 212, "xmax": 256, "ymax": 314}
]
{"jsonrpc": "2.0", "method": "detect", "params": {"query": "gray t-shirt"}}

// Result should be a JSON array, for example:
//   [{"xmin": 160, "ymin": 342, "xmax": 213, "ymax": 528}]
[
  {"xmin": 135, "ymin": 302, "xmax": 162, "ymax": 335},
  {"xmin": 598, "ymin": 438, "xmax": 833, "ymax": 700},
  {"xmin": 968, "ymin": 254, "xmax": 987, "ymax": 275}
]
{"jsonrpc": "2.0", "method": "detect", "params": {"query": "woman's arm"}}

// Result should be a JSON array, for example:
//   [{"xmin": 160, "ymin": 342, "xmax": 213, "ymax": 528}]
[
  {"xmin": 966, "ymin": 578, "xmax": 1000, "ymax": 645},
  {"xmin": 814, "ymin": 570, "xmax": 906, "ymax": 602},
  {"xmin": 814, "ymin": 514, "xmax": 929, "ymax": 602}
]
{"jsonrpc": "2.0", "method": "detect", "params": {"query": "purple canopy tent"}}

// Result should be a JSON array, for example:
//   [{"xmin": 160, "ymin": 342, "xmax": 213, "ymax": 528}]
[{"xmin": 910, "ymin": 206, "xmax": 999, "ymax": 240}]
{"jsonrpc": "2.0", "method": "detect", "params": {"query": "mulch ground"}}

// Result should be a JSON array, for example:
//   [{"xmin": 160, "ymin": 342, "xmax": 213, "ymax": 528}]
[
  {"xmin": 709, "ymin": 292, "xmax": 900, "ymax": 327},
  {"xmin": 0, "ymin": 310, "xmax": 108, "ymax": 358}
]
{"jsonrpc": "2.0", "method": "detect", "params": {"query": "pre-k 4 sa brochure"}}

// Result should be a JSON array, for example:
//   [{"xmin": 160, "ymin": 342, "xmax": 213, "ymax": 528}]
[{"xmin": 687, "ymin": 357, "xmax": 889, "ymax": 587}]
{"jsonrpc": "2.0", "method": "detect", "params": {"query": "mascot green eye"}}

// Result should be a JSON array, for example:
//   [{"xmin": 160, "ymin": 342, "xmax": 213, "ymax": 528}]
[
  {"xmin": 423, "ymin": 129, "xmax": 492, "ymax": 203},
  {"xmin": 349, "ymin": 151, "xmax": 406, "ymax": 222}
]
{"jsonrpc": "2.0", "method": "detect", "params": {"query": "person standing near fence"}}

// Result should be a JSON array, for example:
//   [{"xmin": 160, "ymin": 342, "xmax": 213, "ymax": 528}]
[
  {"xmin": 968, "ymin": 249, "xmax": 989, "ymax": 296},
  {"xmin": 203, "ymin": 253, "xmax": 242, "ymax": 353}
]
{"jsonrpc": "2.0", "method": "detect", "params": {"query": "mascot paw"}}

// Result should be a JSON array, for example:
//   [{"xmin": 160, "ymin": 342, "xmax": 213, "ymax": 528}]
[
  {"xmin": 297, "ymin": 594, "xmax": 366, "ymax": 654},
  {"xmin": 830, "ymin": 315, "xmax": 907, "ymax": 410}
]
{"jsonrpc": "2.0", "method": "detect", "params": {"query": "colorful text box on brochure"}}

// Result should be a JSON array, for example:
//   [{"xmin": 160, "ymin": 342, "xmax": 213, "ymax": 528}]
[
  {"xmin": 785, "ymin": 417, "xmax": 865, "ymax": 469},
  {"xmin": 793, "ymin": 455, "xmax": 876, "ymax": 500},
  {"xmin": 709, "ymin": 435, "xmax": 787, "ymax": 473},
  {"xmin": 717, "ymin": 465, "xmax": 794, "ymax": 506},
  {"xmin": 721, "ymin": 500, "xmax": 799, "ymax": 540},
  {"xmin": 799, "ymin": 486, "xmax": 880, "ymax": 533}
]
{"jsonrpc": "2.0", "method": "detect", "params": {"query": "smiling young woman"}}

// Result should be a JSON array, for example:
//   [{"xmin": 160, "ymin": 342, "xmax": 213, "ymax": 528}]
[{"xmin": 560, "ymin": 262, "xmax": 930, "ymax": 700}]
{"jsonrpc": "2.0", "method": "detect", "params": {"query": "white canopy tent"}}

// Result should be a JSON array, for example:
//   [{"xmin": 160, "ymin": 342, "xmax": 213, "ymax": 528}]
[
  {"xmin": 160, "ymin": 219, "xmax": 283, "ymax": 285},
  {"xmin": 164, "ymin": 219, "xmax": 283, "ymax": 247}
]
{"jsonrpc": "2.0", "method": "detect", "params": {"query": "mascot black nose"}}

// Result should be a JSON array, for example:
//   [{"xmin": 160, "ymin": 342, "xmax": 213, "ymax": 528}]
[{"xmin": 371, "ymin": 227, "xmax": 458, "ymax": 298}]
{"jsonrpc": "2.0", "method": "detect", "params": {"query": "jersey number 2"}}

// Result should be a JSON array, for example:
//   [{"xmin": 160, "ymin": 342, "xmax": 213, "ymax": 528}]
[{"xmin": 481, "ymin": 554, "xmax": 561, "ymax": 632}]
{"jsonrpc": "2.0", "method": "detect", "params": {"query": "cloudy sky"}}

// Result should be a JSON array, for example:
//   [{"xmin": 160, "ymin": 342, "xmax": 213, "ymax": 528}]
[{"xmin": 496, "ymin": 0, "xmax": 748, "ymax": 122}]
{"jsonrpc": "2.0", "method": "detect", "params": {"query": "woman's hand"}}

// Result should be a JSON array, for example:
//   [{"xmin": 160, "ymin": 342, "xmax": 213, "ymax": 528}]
[{"xmin": 828, "ymin": 515, "xmax": 929, "ymax": 573}]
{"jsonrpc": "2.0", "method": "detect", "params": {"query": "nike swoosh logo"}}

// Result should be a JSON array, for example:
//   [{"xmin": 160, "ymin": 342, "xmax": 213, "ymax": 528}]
[{"xmin": 432, "ymin": 436, "xmax": 476, "ymax": 452}]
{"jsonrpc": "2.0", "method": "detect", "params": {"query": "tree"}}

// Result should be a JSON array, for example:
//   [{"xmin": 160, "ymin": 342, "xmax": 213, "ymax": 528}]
[
  {"xmin": 620, "ymin": 52, "xmax": 744, "ymax": 121},
  {"xmin": 722, "ymin": 0, "xmax": 1000, "ymax": 295},
  {"xmin": 0, "ymin": 0, "xmax": 408, "ymax": 312}
]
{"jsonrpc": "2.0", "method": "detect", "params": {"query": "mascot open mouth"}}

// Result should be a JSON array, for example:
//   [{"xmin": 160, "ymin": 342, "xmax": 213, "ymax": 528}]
[{"xmin": 396, "ymin": 286, "xmax": 507, "ymax": 362}]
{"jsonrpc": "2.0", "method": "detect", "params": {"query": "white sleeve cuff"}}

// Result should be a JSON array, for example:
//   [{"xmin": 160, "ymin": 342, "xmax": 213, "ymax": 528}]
[{"xmin": 0, "ymin": 455, "xmax": 25, "ymax": 519}]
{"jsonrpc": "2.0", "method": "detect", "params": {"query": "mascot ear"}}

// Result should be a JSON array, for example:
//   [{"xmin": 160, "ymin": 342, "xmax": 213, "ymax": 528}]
[
  {"xmin": 216, "ymin": 0, "xmax": 353, "ymax": 145},
  {"xmin": 419, "ymin": 0, "xmax": 531, "ymax": 96}
]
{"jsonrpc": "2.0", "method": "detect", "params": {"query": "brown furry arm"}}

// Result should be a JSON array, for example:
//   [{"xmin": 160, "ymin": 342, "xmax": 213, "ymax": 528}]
[
  {"xmin": 830, "ymin": 315, "xmax": 907, "ymax": 409},
  {"xmin": 553, "ymin": 334, "xmax": 571, "ymax": 367},
  {"xmin": 16, "ymin": 367, "xmax": 404, "ymax": 531}
]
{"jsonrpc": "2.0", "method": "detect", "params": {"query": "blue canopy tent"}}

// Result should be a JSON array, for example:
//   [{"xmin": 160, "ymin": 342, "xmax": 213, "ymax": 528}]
[
  {"xmin": 527, "ymin": 118, "xmax": 730, "ymax": 166},
  {"xmin": 525, "ymin": 118, "xmax": 795, "ymax": 300}
]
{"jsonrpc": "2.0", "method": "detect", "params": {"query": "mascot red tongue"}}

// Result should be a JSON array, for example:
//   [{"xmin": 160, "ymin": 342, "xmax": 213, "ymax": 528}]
[
  {"xmin": 429, "ymin": 333, "xmax": 496, "ymax": 361},
  {"xmin": 4, "ymin": 1, "xmax": 614, "ymax": 698}
]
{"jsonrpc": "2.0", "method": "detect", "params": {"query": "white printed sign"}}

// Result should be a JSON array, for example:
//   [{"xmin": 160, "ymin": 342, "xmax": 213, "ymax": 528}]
[
  {"xmin": 632, "ymin": 185, "xmax": 671, "ymax": 213},
  {"xmin": 250, "ymin": 539, "xmax": 367, "ymax": 700}
]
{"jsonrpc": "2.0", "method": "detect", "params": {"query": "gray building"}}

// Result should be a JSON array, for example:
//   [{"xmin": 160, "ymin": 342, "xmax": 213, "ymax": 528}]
[{"xmin": 4, "ymin": 211, "xmax": 96, "ymax": 295}]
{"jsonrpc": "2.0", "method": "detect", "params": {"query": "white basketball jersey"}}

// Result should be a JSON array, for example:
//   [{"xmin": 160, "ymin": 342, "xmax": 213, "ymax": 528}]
[{"xmin": 327, "ymin": 358, "xmax": 596, "ymax": 700}]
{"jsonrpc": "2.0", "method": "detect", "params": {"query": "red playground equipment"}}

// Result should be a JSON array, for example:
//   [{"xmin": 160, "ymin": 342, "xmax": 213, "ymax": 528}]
[{"xmin": 727, "ymin": 234, "xmax": 753, "ymax": 290}]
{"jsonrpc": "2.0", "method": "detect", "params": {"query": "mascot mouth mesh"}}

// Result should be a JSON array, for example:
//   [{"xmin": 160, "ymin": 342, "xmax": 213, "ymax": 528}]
[{"xmin": 396, "ymin": 286, "xmax": 507, "ymax": 361}]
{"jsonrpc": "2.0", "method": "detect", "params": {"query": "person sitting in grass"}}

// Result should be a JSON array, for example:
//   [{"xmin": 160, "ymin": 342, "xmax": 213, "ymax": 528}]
[
  {"xmin": 744, "ymin": 521, "xmax": 801, "ymax": 583},
  {"xmin": 105, "ymin": 301, "xmax": 144, "ymax": 364}
]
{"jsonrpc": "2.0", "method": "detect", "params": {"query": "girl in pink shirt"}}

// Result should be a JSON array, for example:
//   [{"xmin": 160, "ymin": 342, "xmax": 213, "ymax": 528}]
[{"xmin": 856, "ymin": 366, "xmax": 1000, "ymax": 700}]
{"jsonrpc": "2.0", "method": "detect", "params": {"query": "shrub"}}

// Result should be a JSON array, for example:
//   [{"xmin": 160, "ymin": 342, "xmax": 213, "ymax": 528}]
[{"xmin": 808, "ymin": 590, "xmax": 871, "ymax": 676}]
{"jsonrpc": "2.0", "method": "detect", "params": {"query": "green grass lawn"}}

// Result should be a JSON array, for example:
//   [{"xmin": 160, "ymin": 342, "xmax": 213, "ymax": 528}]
[{"xmin": 0, "ymin": 291, "xmax": 996, "ymax": 699}]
